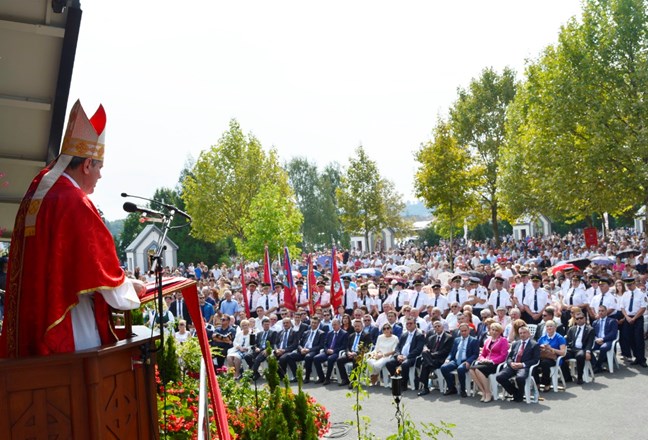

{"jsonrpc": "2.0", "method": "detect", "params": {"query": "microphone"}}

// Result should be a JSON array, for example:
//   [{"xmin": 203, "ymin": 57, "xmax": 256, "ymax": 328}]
[
  {"xmin": 121, "ymin": 192, "xmax": 192, "ymax": 222},
  {"xmin": 123, "ymin": 202, "xmax": 166, "ymax": 218}
]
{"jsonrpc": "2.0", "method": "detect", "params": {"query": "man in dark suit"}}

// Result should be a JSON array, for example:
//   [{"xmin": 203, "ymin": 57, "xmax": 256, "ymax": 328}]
[
  {"xmin": 362, "ymin": 314, "xmax": 380, "ymax": 345},
  {"xmin": 337, "ymin": 319, "xmax": 374, "ymax": 387},
  {"xmin": 170, "ymin": 291, "xmax": 192, "ymax": 327},
  {"xmin": 416, "ymin": 321, "xmax": 454, "ymax": 396},
  {"xmin": 592, "ymin": 305, "xmax": 618, "ymax": 373},
  {"xmin": 385, "ymin": 317, "xmax": 425, "ymax": 390},
  {"xmin": 285, "ymin": 316, "xmax": 326, "ymax": 383},
  {"xmin": 292, "ymin": 310, "xmax": 310, "ymax": 339},
  {"xmin": 273, "ymin": 317, "xmax": 300, "ymax": 379},
  {"xmin": 313, "ymin": 319, "xmax": 348, "ymax": 384},
  {"xmin": 245, "ymin": 317, "xmax": 277, "ymax": 380},
  {"xmin": 440, "ymin": 323, "xmax": 479, "ymax": 397},
  {"xmin": 496, "ymin": 325, "xmax": 540, "ymax": 402},
  {"xmin": 560, "ymin": 310, "xmax": 595, "ymax": 384}
]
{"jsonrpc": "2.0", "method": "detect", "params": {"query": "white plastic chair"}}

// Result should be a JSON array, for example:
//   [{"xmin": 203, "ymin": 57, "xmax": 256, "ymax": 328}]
[
  {"xmin": 487, "ymin": 363, "xmax": 505, "ymax": 401},
  {"xmin": 593, "ymin": 334, "xmax": 620, "ymax": 373},
  {"xmin": 567, "ymin": 358, "xmax": 594, "ymax": 383},
  {"xmin": 526, "ymin": 324, "xmax": 538, "ymax": 338},
  {"xmin": 525, "ymin": 361, "xmax": 541, "ymax": 403},
  {"xmin": 549, "ymin": 356, "xmax": 566, "ymax": 392}
]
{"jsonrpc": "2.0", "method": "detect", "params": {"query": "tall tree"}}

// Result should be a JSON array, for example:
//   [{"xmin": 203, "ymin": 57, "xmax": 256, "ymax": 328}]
[
  {"xmin": 320, "ymin": 162, "xmax": 345, "ymax": 245},
  {"xmin": 117, "ymin": 212, "xmax": 145, "ymax": 261},
  {"xmin": 153, "ymin": 187, "xmax": 228, "ymax": 265},
  {"xmin": 234, "ymin": 182, "xmax": 303, "ymax": 261},
  {"xmin": 337, "ymin": 146, "xmax": 405, "ymax": 252},
  {"xmin": 286, "ymin": 158, "xmax": 344, "ymax": 250},
  {"xmin": 415, "ymin": 118, "xmax": 477, "ymax": 265},
  {"xmin": 183, "ymin": 119, "xmax": 295, "ymax": 244},
  {"xmin": 449, "ymin": 66, "xmax": 517, "ymax": 245},
  {"xmin": 501, "ymin": 0, "xmax": 647, "ymax": 225}
]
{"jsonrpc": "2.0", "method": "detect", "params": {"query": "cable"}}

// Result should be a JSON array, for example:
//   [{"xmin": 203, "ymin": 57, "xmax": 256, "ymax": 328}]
[{"xmin": 323, "ymin": 421, "xmax": 353, "ymax": 438}]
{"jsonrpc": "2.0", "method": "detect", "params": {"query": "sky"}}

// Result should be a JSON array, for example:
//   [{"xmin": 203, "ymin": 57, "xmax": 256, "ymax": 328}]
[{"xmin": 68, "ymin": 0, "xmax": 584, "ymax": 221}]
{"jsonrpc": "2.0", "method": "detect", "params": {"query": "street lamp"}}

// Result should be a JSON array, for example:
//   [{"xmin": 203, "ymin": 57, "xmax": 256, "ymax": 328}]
[{"xmin": 390, "ymin": 373, "xmax": 403, "ymax": 431}]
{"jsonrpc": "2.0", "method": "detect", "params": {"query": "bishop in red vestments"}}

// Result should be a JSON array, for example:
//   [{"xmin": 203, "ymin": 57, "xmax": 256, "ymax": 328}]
[{"xmin": 0, "ymin": 100, "xmax": 145, "ymax": 357}]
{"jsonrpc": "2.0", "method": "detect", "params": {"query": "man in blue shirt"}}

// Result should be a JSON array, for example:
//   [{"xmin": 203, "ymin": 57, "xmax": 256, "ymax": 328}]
[
  {"xmin": 199, "ymin": 290, "xmax": 215, "ymax": 323},
  {"xmin": 219, "ymin": 290, "xmax": 240, "ymax": 317}
]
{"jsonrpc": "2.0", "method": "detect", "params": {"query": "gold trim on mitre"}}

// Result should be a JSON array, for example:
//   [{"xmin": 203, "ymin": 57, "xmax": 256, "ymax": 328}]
[{"xmin": 60, "ymin": 100, "xmax": 106, "ymax": 161}]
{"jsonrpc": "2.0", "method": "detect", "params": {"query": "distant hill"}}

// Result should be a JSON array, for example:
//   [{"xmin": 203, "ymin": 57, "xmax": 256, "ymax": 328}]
[
  {"xmin": 402, "ymin": 200, "xmax": 431, "ymax": 218},
  {"xmin": 106, "ymin": 219, "xmax": 124, "ymax": 238}
]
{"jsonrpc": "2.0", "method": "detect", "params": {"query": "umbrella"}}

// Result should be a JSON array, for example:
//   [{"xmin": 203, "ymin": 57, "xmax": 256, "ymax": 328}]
[
  {"xmin": 316, "ymin": 255, "xmax": 332, "ymax": 268},
  {"xmin": 356, "ymin": 268, "xmax": 382, "ymax": 277},
  {"xmin": 590, "ymin": 255, "xmax": 614, "ymax": 266},
  {"xmin": 394, "ymin": 265, "xmax": 411, "ymax": 273},
  {"xmin": 341, "ymin": 272, "xmax": 356, "ymax": 278},
  {"xmin": 617, "ymin": 249, "xmax": 640, "ymax": 259},
  {"xmin": 301, "ymin": 269, "xmax": 321, "ymax": 277},
  {"xmin": 565, "ymin": 257, "xmax": 591, "ymax": 271},
  {"xmin": 466, "ymin": 270, "xmax": 485, "ymax": 279},
  {"xmin": 551, "ymin": 263, "xmax": 578, "ymax": 275},
  {"xmin": 408, "ymin": 262, "xmax": 422, "ymax": 271}
]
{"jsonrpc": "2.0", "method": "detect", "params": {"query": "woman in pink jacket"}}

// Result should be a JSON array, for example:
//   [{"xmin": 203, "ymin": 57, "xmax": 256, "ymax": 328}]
[{"xmin": 469, "ymin": 322, "xmax": 509, "ymax": 402}]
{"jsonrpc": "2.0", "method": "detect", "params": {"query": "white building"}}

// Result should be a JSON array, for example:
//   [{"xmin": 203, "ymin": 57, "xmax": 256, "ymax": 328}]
[
  {"xmin": 350, "ymin": 228, "xmax": 396, "ymax": 253},
  {"xmin": 512, "ymin": 214, "xmax": 552, "ymax": 240},
  {"xmin": 634, "ymin": 206, "xmax": 645, "ymax": 234},
  {"xmin": 125, "ymin": 225, "xmax": 178, "ymax": 273}
]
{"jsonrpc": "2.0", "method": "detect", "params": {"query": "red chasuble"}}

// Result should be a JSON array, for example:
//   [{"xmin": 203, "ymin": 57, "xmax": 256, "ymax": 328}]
[{"xmin": 0, "ymin": 170, "xmax": 125, "ymax": 357}]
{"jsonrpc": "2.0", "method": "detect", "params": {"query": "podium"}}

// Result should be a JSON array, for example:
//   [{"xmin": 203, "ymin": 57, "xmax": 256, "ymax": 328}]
[{"xmin": 0, "ymin": 326, "xmax": 159, "ymax": 440}]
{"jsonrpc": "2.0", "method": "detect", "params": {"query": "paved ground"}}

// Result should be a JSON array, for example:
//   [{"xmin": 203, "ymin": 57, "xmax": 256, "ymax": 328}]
[{"xmin": 294, "ymin": 357, "xmax": 648, "ymax": 440}]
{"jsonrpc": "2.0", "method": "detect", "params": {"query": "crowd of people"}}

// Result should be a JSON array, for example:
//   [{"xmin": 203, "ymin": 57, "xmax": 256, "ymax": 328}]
[{"xmin": 142, "ymin": 227, "xmax": 648, "ymax": 402}]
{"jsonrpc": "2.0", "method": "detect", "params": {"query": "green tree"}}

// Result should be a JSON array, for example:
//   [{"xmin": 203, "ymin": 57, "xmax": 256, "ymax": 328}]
[
  {"xmin": 449, "ymin": 66, "xmax": 517, "ymax": 245},
  {"xmin": 415, "ymin": 118, "xmax": 477, "ymax": 265},
  {"xmin": 337, "ymin": 146, "xmax": 405, "ymax": 252},
  {"xmin": 285, "ymin": 157, "xmax": 341, "ymax": 251},
  {"xmin": 152, "ymin": 187, "xmax": 229, "ymax": 265},
  {"xmin": 320, "ymin": 162, "xmax": 346, "ymax": 246},
  {"xmin": 182, "ymin": 120, "xmax": 299, "ymax": 252},
  {"xmin": 234, "ymin": 181, "xmax": 303, "ymax": 261},
  {"xmin": 183, "ymin": 119, "xmax": 291, "ymax": 243},
  {"xmin": 501, "ymin": 0, "xmax": 648, "ymax": 226},
  {"xmin": 117, "ymin": 212, "xmax": 145, "ymax": 261}
]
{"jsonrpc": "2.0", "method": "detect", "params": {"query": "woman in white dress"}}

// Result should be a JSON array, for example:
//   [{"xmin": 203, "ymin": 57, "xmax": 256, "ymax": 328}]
[
  {"xmin": 366, "ymin": 323, "xmax": 399, "ymax": 385},
  {"xmin": 226, "ymin": 319, "xmax": 252, "ymax": 378},
  {"xmin": 174, "ymin": 319, "xmax": 191, "ymax": 344}
]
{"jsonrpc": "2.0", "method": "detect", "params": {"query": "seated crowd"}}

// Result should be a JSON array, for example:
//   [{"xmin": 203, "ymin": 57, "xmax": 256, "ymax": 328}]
[{"xmin": 146, "ymin": 253, "xmax": 646, "ymax": 403}]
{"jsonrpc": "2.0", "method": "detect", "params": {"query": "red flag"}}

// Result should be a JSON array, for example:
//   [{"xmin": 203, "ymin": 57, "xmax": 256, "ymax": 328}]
[
  {"xmin": 263, "ymin": 244, "xmax": 274, "ymax": 289},
  {"xmin": 182, "ymin": 282, "xmax": 232, "ymax": 440},
  {"xmin": 282, "ymin": 247, "xmax": 297, "ymax": 311},
  {"xmin": 330, "ymin": 246, "xmax": 344, "ymax": 311},
  {"xmin": 240, "ymin": 263, "xmax": 250, "ymax": 318},
  {"xmin": 307, "ymin": 254, "xmax": 317, "ymax": 315}
]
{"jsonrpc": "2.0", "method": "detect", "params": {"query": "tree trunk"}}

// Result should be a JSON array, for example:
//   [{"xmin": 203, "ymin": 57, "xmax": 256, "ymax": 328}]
[
  {"xmin": 491, "ymin": 201, "xmax": 500, "ymax": 246},
  {"xmin": 364, "ymin": 229, "xmax": 370, "ymax": 253}
]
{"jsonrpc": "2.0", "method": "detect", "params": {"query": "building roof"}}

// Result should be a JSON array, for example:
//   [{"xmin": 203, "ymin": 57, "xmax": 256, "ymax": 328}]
[{"xmin": 125, "ymin": 224, "xmax": 179, "ymax": 252}]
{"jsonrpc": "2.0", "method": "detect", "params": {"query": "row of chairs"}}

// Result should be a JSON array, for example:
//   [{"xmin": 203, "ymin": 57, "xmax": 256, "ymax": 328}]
[{"xmin": 253, "ymin": 326, "xmax": 620, "ymax": 405}]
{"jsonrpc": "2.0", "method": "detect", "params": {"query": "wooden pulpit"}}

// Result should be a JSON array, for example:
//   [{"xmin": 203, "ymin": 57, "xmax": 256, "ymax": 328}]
[{"xmin": 0, "ymin": 326, "xmax": 159, "ymax": 439}]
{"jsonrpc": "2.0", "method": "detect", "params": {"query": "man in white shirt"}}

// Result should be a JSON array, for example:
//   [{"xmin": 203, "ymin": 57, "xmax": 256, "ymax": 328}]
[
  {"xmin": 619, "ymin": 278, "xmax": 647, "ymax": 367},
  {"xmin": 523, "ymin": 274, "xmax": 551, "ymax": 324},
  {"xmin": 488, "ymin": 276, "xmax": 511, "ymax": 313},
  {"xmin": 447, "ymin": 275, "xmax": 469, "ymax": 308}
]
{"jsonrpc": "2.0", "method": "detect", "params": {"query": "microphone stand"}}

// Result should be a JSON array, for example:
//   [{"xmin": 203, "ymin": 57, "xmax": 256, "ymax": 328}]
[{"xmin": 151, "ymin": 210, "xmax": 175, "ymax": 352}]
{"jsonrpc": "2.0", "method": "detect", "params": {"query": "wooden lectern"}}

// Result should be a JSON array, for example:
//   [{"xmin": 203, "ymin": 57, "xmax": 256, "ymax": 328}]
[{"xmin": 0, "ymin": 326, "xmax": 159, "ymax": 439}]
